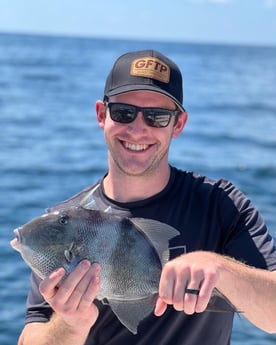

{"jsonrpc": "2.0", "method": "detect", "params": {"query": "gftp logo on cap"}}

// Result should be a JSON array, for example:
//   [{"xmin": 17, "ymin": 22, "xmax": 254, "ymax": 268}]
[{"xmin": 130, "ymin": 57, "xmax": 170, "ymax": 83}]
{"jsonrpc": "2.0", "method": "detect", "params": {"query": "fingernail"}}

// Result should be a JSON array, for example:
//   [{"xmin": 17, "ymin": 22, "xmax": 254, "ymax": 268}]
[
  {"xmin": 49, "ymin": 268, "xmax": 65, "ymax": 279},
  {"xmin": 92, "ymin": 262, "xmax": 101, "ymax": 272},
  {"xmin": 80, "ymin": 260, "xmax": 91, "ymax": 270}
]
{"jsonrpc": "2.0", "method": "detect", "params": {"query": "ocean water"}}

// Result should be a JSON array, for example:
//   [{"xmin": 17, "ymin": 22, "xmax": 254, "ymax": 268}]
[{"xmin": 0, "ymin": 33, "xmax": 276, "ymax": 344}]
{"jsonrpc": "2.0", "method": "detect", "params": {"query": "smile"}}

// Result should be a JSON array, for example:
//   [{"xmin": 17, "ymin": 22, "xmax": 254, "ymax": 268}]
[{"xmin": 124, "ymin": 142, "xmax": 150, "ymax": 152}]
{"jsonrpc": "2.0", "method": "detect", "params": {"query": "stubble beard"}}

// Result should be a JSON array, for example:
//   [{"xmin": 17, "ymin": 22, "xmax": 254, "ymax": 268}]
[{"xmin": 107, "ymin": 142, "xmax": 170, "ymax": 178}]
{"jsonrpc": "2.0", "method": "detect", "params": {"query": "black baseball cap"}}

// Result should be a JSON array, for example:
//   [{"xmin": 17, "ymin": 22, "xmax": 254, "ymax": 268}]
[{"xmin": 104, "ymin": 50, "xmax": 185, "ymax": 112}]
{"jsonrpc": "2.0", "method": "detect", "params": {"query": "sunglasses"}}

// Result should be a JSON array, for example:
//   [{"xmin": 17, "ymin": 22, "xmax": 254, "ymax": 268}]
[{"xmin": 105, "ymin": 102, "xmax": 181, "ymax": 128}]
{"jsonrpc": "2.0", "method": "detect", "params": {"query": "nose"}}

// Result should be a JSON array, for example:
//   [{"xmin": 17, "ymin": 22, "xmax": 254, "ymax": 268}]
[{"xmin": 127, "ymin": 112, "xmax": 147, "ymax": 133}]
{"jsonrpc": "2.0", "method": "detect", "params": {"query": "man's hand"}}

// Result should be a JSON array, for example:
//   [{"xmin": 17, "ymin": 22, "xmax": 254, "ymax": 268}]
[
  {"xmin": 39, "ymin": 260, "xmax": 101, "ymax": 334},
  {"xmin": 155, "ymin": 252, "xmax": 221, "ymax": 316}
]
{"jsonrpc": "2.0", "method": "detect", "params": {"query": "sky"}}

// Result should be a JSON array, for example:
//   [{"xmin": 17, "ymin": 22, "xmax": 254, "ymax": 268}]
[{"xmin": 0, "ymin": 0, "xmax": 276, "ymax": 47}]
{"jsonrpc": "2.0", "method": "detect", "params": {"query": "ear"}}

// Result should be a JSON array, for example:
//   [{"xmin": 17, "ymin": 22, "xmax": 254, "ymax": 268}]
[
  {"xmin": 172, "ymin": 111, "xmax": 188, "ymax": 138},
  {"xmin": 96, "ymin": 100, "xmax": 106, "ymax": 129}
]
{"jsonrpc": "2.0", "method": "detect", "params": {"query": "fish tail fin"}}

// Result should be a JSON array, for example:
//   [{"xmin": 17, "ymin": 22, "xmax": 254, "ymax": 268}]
[{"xmin": 206, "ymin": 288, "xmax": 242, "ymax": 313}]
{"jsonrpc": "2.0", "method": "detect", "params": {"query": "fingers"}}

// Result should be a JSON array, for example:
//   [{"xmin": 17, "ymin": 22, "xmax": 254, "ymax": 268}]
[
  {"xmin": 182, "ymin": 270, "xmax": 205, "ymax": 315},
  {"xmin": 39, "ymin": 261, "xmax": 101, "ymax": 331},
  {"xmin": 154, "ymin": 297, "xmax": 168, "ymax": 316},
  {"xmin": 40, "ymin": 260, "xmax": 101, "ymax": 312},
  {"xmin": 157, "ymin": 253, "xmax": 219, "ymax": 316},
  {"xmin": 73, "ymin": 262, "xmax": 101, "ymax": 311},
  {"xmin": 39, "ymin": 267, "xmax": 67, "ymax": 301},
  {"xmin": 195, "ymin": 276, "xmax": 214, "ymax": 313}
]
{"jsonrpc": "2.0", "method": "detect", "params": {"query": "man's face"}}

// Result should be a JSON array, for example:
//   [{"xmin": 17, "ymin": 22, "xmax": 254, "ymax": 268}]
[{"xmin": 97, "ymin": 90, "xmax": 187, "ymax": 178}]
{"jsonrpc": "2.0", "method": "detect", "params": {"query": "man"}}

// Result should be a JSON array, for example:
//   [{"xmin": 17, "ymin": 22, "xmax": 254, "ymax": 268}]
[{"xmin": 18, "ymin": 50, "xmax": 276, "ymax": 345}]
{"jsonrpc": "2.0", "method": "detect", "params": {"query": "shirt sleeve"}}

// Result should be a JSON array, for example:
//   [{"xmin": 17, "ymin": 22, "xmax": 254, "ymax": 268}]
[
  {"xmin": 219, "ymin": 179, "xmax": 276, "ymax": 271},
  {"xmin": 25, "ymin": 272, "xmax": 53, "ymax": 324}
]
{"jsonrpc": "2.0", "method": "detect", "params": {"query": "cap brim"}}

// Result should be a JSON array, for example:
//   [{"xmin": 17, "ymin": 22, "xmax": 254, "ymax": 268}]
[{"xmin": 105, "ymin": 85, "xmax": 185, "ymax": 112}]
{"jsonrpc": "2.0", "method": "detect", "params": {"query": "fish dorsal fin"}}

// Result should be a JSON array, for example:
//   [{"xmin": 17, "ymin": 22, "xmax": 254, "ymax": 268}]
[
  {"xmin": 80, "ymin": 184, "xmax": 101, "ymax": 210},
  {"xmin": 80, "ymin": 184, "xmax": 113, "ymax": 213},
  {"xmin": 130, "ymin": 218, "xmax": 179, "ymax": 266},
  {"xmin": 104, "ymin": 206, "xmax": 113, "ymax": 213},
  {"xmin": 107, "ymin": 295, "xmax": 157, "ymax": 334}
]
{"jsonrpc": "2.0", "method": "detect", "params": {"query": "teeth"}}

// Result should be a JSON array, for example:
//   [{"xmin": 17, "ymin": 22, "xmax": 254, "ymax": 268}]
[{"xmin": 125, "ymin": 142, "xmax": 148, "ymax": 151}]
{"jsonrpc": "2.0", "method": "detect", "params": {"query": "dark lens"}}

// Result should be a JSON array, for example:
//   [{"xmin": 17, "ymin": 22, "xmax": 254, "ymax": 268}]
[
  {"xmin": 109, "ymin": 103, "xmax": 136, "ymax": 123},
  {"xmin": 144, "ymin": 109, "xmax": 171, "ymax": 128}
]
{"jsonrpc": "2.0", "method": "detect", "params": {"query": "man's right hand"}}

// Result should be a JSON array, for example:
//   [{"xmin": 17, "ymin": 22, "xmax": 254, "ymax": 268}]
[{"xmin": 39, "ymin": 260, "xmax": 101, "ymax": 334}]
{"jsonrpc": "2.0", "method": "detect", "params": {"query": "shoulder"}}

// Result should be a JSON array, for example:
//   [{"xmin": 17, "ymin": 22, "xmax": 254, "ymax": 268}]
[
  {"xmin": 170, "ymin": 166, "xmax": 253, "ymax": 219},
  {"xmin": 171, "ymin": 166, "xmax": 237, "ymax": 197}
]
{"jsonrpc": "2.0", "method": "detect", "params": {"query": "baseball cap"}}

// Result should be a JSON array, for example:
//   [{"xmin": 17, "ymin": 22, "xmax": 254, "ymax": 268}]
[{"xmin": 104, "ymin": 50, "xmax": 185, "ymax": 112}]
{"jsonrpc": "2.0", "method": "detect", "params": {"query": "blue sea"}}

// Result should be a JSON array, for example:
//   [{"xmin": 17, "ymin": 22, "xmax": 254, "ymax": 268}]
[{"xmin": 0, "ymin": 33, "xmax": 276, "ymax": 344}]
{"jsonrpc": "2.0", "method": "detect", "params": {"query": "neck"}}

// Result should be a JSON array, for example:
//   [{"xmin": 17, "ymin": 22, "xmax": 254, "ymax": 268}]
[{"xmin": 103, "ymin": 165, "xmax": 171, "ymax": 203}]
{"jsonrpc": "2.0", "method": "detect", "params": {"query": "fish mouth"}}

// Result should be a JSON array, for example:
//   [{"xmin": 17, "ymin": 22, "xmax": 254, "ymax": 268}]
[{"xmin": 10, "ymin": 228, "xmax": 21, "ymax": 249}]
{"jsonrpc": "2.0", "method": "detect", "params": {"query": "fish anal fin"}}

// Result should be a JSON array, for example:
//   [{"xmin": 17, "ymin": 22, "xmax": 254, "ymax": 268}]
[{"xmin": 106, "ymin": 295, "xmax": 156, "ymax": 334}]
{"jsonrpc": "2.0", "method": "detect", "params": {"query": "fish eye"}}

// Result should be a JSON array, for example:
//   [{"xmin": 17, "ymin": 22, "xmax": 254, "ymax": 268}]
[{"xmin": 58, "ymin": 215, "xmax": 69, "ymax": 225}]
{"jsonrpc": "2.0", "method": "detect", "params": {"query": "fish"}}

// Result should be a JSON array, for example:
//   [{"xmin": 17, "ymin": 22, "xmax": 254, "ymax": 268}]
[
  {"xmin": 10, "ymin": 206, "xmax": 238, "ymax": 334},
  {"xmin": 11, "ymin": 206, "xmax": 180, "ymax": 334}
]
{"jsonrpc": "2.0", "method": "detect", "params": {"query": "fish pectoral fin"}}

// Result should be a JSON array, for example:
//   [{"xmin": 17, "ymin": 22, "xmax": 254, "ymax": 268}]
[
  {"xmin": 107, "ymin": 295, "xmax": 156, "ymax": 335},
  {"xmin": 64, "ymin": 242, "xmax": 75, "ymax": 263}
]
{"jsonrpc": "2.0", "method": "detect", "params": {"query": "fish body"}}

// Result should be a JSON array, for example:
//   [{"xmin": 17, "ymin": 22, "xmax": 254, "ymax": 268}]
[{"xmin": 11, "ymin": 206, "xmax": 179, "ymax": 333}]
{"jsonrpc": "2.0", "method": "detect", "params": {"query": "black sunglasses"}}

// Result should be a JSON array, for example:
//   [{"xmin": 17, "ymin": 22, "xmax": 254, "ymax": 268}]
[{"xmin": 105, "ymin": 102, "xmax": 181, "ymax": 128}]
